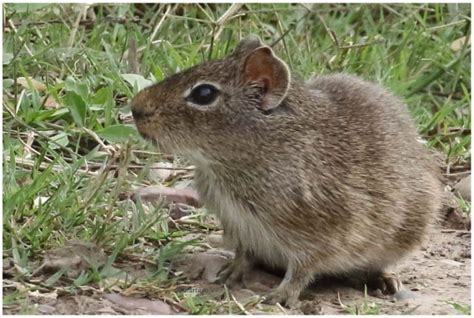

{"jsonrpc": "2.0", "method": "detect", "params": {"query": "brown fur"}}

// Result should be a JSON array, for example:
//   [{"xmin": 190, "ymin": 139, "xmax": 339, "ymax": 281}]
[{"xmin": 132, "ymin": 36, "xmax": 444, "ymax": 306}]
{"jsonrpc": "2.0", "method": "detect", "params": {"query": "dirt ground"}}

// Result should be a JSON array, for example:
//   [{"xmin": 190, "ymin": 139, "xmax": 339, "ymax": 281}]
[
  {"xmin": 172, "ymin": 225, "xmax": 471, "ymax": 315},
  {"xmin": 3, "ymin": 184, "xmax": 471, "ymax": 315},
  {"xmin": 6, "ymin": 223, "xmax": 470, "ymax": 315}
]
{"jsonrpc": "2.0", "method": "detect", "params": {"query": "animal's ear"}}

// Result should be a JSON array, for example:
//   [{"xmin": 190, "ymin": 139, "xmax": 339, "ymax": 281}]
[
  {"xmin": 233, "ymin": 35, "xmax": 263, "ymax": 55},
  {"xmin": 242, "ymin": 46, "xmax": 290, "ymax": 111}
]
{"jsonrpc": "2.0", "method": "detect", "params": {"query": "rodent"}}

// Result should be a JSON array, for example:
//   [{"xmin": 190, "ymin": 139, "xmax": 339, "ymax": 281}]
[{"xmin": 131, "ymin": 35, "xmax": 444, "ymax": 307}]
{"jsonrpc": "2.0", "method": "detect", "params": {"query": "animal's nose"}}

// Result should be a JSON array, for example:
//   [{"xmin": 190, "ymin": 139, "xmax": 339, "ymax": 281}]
[
  {"xmin": 131, "ymin": 89, "xmax": 149, "ymax": 121},
  {"xmin": 131, "ymin": 103, "xmax": 145, "ymax": 121}
]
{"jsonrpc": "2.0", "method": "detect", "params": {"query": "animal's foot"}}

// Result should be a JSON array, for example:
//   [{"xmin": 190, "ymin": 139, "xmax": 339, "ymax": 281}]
[
  {"xmin": 215, "ymin": 256, "xmax": 252, "ymax": 288},
  {"xmin": 262, "ymin": 288, "xmax": 299, "ymax": 308},
  {"xmin": 215, "ymin": 261, "xmax": 241, "ymax": 287},
  {"xmin": 374, "ymin": 271, "xmax": 402, "ymax": 294}
]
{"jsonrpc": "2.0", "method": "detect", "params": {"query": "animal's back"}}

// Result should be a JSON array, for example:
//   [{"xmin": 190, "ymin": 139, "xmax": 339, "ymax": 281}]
[{"xmin": 301, "ymin": 73, "xmax": 443, "ymax": 271}]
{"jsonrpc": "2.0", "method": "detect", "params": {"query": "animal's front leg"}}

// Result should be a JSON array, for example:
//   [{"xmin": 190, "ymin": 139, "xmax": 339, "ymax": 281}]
[
  {"xmin": 263, "ymin": 260, "xmax": 314, "ymax": 307},
  {"xmin": 215, "ymin": 247, "xmax": 253, "ymax": 288}
]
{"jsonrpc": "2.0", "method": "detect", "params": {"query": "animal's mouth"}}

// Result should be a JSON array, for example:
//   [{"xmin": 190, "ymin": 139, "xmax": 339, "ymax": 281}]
[
  {"xmin": 131, "ymin": 106, "xmax": 157, "ymax": 122},
  {"xmin": 132, "ymin": 115, "xmax": 153, "ymax": 140},
  {"xmin": 130, "ymin": 86, "xmax": 160, "ymax": 133},
  {"xmin": 133, "ymin": 118, "xmax": 180, "ymax": 155},
  {"xmin": 131, "ymin": 103, "xmax": 162, "ymax": 142},
  {"xmin": 131, "ymin": 97, "xmax": 187, "ymax": 155},
  {"xmin": 136, "ymin": 126, "xmax": 153, "ymax": 141}
]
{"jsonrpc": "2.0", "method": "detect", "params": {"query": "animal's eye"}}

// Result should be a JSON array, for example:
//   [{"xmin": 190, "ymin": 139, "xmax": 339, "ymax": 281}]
[{"xmin": 187, "ymin": 84, "xmax": 219, "ymax": 105}]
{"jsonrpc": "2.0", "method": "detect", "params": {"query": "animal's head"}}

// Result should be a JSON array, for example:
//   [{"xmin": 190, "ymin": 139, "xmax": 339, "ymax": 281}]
[{"xmin": 132, "ymin": 36, "xmax": 292, "ymax": 162}]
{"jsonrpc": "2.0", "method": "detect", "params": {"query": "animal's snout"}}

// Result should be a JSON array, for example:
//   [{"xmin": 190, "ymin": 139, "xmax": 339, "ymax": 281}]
[
  {"xmin": 131, "ymin": 89, "xmax": 149, "ymax": 121},
  {"xmin": 131, "ymin": 104, "xmax": 145, "ymax": 121}
]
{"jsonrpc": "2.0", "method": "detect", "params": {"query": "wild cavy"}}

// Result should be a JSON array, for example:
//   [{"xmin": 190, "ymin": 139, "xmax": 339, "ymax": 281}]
[{"xmin": 132, "ymin": 36, "xmax": 443, "ymax": 306}]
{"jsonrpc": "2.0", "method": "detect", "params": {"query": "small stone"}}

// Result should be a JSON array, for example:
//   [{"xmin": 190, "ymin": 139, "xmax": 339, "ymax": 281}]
[
  {"xmin": 149, "ymin": 162, "xmax": 174, "ymax": 182},
  {"xmin": 393, "ymin": 290, "xmax": 416, "ymax": 301},
  {"xmin": 207, "ymin": 233, "xmax": 224, "ymax": 247},
  {"xmin": 37, "ymin": 304, "xmax": 56, "ymax": 314}
]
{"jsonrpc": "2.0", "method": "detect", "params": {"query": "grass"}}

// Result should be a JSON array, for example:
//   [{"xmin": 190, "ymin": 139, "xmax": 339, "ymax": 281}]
[
  {"xmin": 2, "ymin": 3, "xmax": 471, "ymax": 314},
  {"xmin": 446, "ymin": 301, "xmax": 471, "ymax": 315},
  {"xmin": 339, "ymin": 286, "xmax": 382, "ymax": 315}
]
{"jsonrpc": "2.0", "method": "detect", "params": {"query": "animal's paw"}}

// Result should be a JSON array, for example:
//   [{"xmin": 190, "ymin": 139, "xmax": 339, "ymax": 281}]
[
  {"xmin": 375, "ymin": 272, "xmax": 402, "ymax": 294},
  {"xmin": 262, "ymin": 289, "xmax": 298, "ymax": 308},
  {"xmin": 215, "ymin": 261, "xmax": 245, "ymax": 288}
]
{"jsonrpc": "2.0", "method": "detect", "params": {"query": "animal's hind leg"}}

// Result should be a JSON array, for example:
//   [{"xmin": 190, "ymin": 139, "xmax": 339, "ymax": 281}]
[
  {"xmin": 344, "ymin": 269, "xmax": 402, "ymax": 294},
  {"xmin": 366, "ymin": 271, "xmax": 402, "ymax": 294}
]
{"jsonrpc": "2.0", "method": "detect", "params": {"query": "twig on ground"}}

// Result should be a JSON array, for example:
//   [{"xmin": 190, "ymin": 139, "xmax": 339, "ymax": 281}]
[
  {"xmin": 213, "ymin": 3, "xmax": 244, "ymax": 40},
  {"xmin": 5, "ymin": 155, "xmax": 97, "ymax": 176},
  {"xmin": 231, "ymin": 293, "xmax": 251, "ymax": 315},
  {"xmin": 67, "ymin": 4, "xmax": 89, "ymax": 48},
  {"xmin": 127, "ymin": 38, "xmax": 139, "ymax": 74},
  {"xmin": 339, "ymin": 38, "xmax": 385, "ymax": 50},
  {"xmin": 270, "ymin": 7, "xmax": 312, "ymax": 48},
  {"xmin": 427, "ymin": 19, "xmax": 467, "ymax": 31},
  {"xmin": 150, "ymin": 4, "xmax": 173, "ymax": 43},
  {"xmin": 276, "ymin": 302, "xmax": 288, "ymax": 314}
]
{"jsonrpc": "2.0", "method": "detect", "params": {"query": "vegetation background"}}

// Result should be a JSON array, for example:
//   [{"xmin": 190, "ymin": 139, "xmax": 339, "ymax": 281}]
[{"xmin": 2, "ymin": 3, "xmax": 471, "ymax": 314}]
